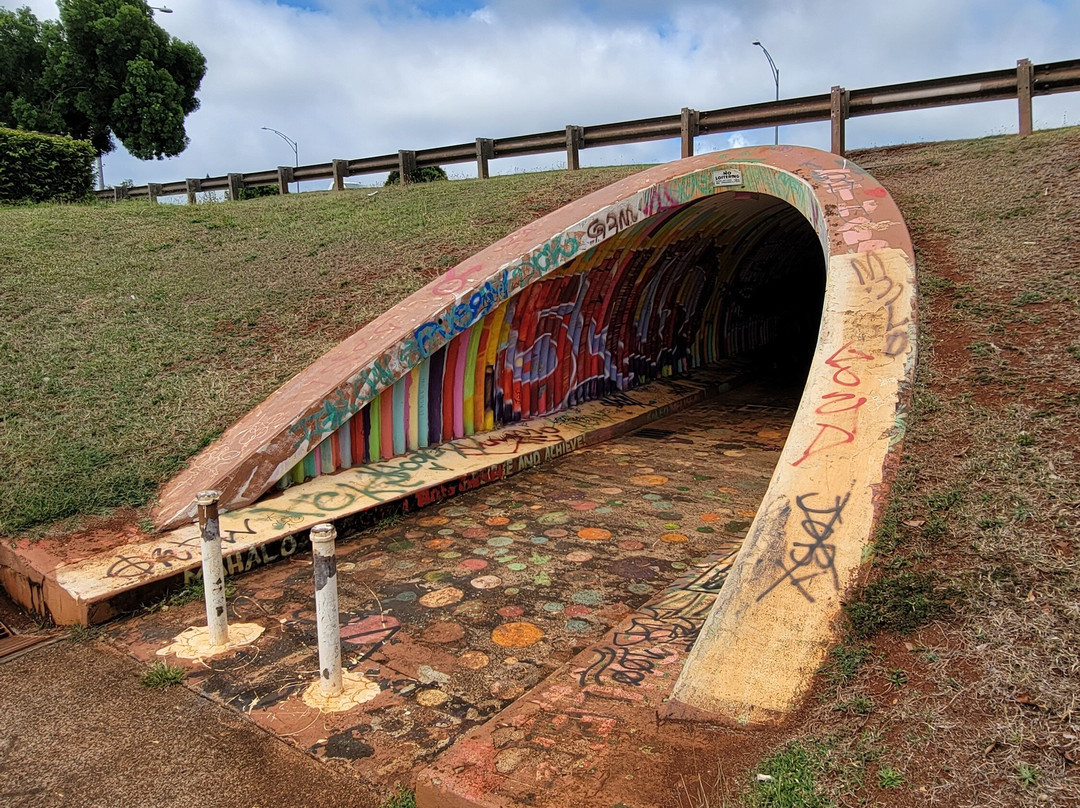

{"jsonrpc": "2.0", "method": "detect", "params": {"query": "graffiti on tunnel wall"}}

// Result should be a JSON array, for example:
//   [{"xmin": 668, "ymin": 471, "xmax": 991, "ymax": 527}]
[
  {"xmin": 156, "ymin": 149, "xmax": 853, "ymax": 529},
  {"xmin": 279, "ymin": 191, "xmax": 822, "ymax": 492}
]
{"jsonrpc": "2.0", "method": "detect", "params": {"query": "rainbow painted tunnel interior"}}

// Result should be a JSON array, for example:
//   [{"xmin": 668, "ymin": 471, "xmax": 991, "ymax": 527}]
[{"xmin": 277, "ymin": 191, "xmax": 826, "ymax": 490}]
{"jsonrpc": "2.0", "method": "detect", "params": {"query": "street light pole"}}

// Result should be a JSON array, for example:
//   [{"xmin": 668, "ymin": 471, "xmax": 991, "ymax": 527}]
[
  {"xmin": 752, "ymin": 41, "xmax": 780, "ymax": 146},
  {"xmin": 261, "ymin": 127, "xmax": 299, "ymax": 193}
]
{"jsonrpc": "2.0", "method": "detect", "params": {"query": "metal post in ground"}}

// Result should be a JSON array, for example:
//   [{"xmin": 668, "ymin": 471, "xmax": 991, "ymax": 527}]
[
  {"xmin": 196, "ymin": 490, "xmax": 229, "ymax": 646},
  {"xmin": 311, "ymin": 522, "xmax": 343, "ymax": 696}
]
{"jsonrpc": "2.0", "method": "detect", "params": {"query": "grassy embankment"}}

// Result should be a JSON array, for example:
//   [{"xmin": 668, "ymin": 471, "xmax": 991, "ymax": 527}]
[
  {"xmin": 0, "ymin": 167, "xmax": 642, "ymax": 537},
  {"xmin": 3, "ymin": 128, "xmax": 1078, "ymax": 806},
  {"xmin": 740, "ymin": 128, "xmax": 1079, "ymax": 808}
]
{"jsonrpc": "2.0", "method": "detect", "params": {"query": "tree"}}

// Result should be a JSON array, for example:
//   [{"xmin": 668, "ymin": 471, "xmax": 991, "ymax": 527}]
[
  {"xmin": 0, "ymin": 1, "xmax": 205, "ymax": 161},
  {"xmin": 384, "ymin": 166, "xmax": 449, "ymax": 186}
]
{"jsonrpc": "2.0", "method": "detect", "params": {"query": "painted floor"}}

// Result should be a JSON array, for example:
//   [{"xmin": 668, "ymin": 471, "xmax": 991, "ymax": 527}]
[{"xmin": 109, "ymin": 380, "xmax": 799, "ymax": 798}]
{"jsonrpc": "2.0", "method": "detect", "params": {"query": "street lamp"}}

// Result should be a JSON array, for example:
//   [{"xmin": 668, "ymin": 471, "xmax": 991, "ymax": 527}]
[
  {"xmin": 752, "ymin": 41, "xmax": 779, "ymax": 146},
  {"xmin": 147, "ymin": 6, "xmax": 173, "ymax": 12},
  {"xmin": 261, "ymin": 126, "xmax": 299, "ymax": 193}
]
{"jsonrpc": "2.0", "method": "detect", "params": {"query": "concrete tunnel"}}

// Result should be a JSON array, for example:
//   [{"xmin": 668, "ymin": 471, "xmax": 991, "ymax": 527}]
[
  {"xmin": 151, "ymin": 145, "xmax": 916, "ymax": 722},
  {"xmin": 272, "ymin": 191, "xmax": 825, "ymax": 485}
]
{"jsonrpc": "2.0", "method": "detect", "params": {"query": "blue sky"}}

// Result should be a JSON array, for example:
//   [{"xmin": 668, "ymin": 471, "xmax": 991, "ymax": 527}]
[{"xmin": 4, "ymin": 0, "xmax": 1078, "ymax": 196}]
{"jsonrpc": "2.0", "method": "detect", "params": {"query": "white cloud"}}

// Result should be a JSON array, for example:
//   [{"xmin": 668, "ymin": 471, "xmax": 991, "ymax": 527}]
[{"xmin": 3, "ymin": 0, "xmax": 1077, "ymax": 193}]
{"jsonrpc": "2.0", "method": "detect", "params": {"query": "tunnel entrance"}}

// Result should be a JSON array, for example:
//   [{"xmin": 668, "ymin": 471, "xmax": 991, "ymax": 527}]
[{"xmin": 276, "ymin": 192, "xmax": 827, "ymax": 490}]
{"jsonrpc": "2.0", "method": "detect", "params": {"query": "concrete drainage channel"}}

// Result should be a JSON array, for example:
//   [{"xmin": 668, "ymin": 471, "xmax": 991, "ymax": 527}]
[
  {"xmin": 109, "ymin": 381, "xmax": 800, "ymax": 806},
  {"xmin": 1, "ymin": 147, "xmax": 916, "ymax": 806}
]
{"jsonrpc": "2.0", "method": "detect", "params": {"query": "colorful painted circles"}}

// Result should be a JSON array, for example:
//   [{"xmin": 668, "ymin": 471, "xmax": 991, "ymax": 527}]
[
  {"xmin": 631, "ymin": 474, "xmax": 669, "ymax": 486},
  {"xmin": 419, "ymin": 587, "xmax": 464, "ymax": 608},
  {"xmin": 491, "ymin": 621, "xmax": 544, "ymax": 647},
  {"xmin": 459, "ymin": 650, "xmax": 490, "ymax": 669},
  {"xmin": 577, "ymin": 527, "xmax": 612, "ymax": 542}
]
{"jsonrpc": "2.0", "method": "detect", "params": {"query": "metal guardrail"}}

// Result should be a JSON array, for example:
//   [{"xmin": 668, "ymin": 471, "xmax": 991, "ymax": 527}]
[{"xmin": 100, "ymin": 57, "xmax": 1080, "ymax": 202}]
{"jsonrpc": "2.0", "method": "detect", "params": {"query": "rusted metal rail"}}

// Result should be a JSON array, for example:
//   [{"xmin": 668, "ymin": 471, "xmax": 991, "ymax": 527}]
[{"xmin": 100, "ymin": 57, "xmax": 1080, "ymax": 202}]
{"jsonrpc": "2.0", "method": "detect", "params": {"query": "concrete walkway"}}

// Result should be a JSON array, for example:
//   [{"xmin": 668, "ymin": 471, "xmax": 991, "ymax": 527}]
[{"xmin": 105, "ymin": 380, "xmax": 799, "ymax": 806}]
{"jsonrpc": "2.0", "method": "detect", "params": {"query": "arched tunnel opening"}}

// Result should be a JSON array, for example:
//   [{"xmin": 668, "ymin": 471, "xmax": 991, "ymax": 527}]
[
  {"xmin": 90, "ymin": 152, "xmax": 915, "ymax": 800},
  {"xmin": 280, "ymin": 192, "xmax": 826, "ymax": 486}
]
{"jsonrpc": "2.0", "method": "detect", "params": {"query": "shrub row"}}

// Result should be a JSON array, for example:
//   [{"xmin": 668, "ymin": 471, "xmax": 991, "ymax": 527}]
[{"xmin": 0, "ymin": 127, "xmax": 95, "ymax": 203}]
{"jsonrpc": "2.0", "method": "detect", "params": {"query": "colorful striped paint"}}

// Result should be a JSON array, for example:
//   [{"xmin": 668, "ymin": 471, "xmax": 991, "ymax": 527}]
[{"xmin": 279, "ymin": 191, "xmax": 819, "ymax": 487}]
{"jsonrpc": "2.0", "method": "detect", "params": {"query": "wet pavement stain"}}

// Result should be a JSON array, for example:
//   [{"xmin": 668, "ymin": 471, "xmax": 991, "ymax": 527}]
[{"xmin": 110, "ymin": 381, "xmax": 797, "ymax": 787}]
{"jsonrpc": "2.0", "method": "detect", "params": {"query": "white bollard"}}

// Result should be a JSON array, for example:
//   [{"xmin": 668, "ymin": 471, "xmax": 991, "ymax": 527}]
[
  {"xmin": 311, "ymin": 523, "xmax": 343, "ymax": 696},
  {"xmin": 196, "ymin": 490, "xmax": 229, "ymax": 647}
]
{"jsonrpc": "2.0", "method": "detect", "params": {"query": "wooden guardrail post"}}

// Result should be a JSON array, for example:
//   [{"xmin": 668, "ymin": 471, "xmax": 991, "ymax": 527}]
[
  {"xmin": 476, "ymin": 138, "xmax": 494, "ymax": 179},
  {"xmin": 565, "ymin": 126, "xmax": 584, "ymax": 170},
  {"xmin": 398, "ymin": 150, "xmax": 417, "ymax": 184},
  {"xmin": 147, "ymin": 183, "xmax": 162, "ymax": 204},
  {"xmin": 227, "ymin": 173, "xmax": 242, "ymax": 201},
  {"xmin": 1017, "ymin": 58, "xmax": 1034, "ymax": 135},
  {"xmin": 185, "ymin": 178, "xmax": 200, "ymax": 205},
  {"xmin": 277, "ymin": 166, "xmax": 293, "ymax": 194},
  {"xmin": 830, "ymin": 86, "xmax": 849, "ymax": 156},
  {"xmin": 680, "ymin": 108, "xmax": 700, "ymax": 158},
  {"xmin": 113, "ymin": 185, "xmax": 129, "ymax": 202},
  {"xmin": 331, "ymin": 159, "xmax": 348, "ymax": 191}
]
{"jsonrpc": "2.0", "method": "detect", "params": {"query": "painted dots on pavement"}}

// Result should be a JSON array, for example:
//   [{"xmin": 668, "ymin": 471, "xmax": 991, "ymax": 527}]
[
  {"xmin": 491, "ymin": 621, "xmax": 544, "ymax": 647},
  {"xmin": 577, "ymin": 527, "xmax": 611, "ymax": 542},
  {"xmin": 459, "ymin": 650, "xmax": 490, "ymax": 669},
  {"xmin": 661, "ymin": 532, "xmax": 689, "ymax": 543},
  {"xmin": 571, "ymin": 590, "xmax": 602, "ymax": 606},
  {"xmin": 470, "ymin": 575, "xmax": 502, "ymax": 590},
  {"xmin": 416, "ymin": 689, "xmax": 449, "ymax": 707},
  {"xmin": 419, "ymin": 587, "xmax": 464, "ymax": 608},
  {"xmin": 490, "ymin": 681, "xmax": 525, "ymax": 700},
  {"xmin": 487, "ymin": 536, "xmax": 514, "ymax": 547},
  {"xmin": 565, "ymin": 619, "xmax": 591, "ymax": 633},
  {"xmin": 565, "ymin": 551, "xmax": 593, "ymax": 563},
  {"xmin": 630, "ymin": 474, "xmax": 668, "ymax": 486},
  {"xmin": 498, "ymin": 605, "xmax": 524, "ymax": 618}
]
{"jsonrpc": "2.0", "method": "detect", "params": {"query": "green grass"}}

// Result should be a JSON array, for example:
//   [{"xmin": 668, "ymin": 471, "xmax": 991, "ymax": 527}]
[
  {"xmin": 139, "ymin": 661, "xmax": 185, "ymax": 687},
  {"xmin": 846, "ymin": 571, "xmax": 951, "ymax": 639},
  {"xmin": 0, "ymin": 166, "xmax": 643, "ymax": 536},
  {"xmin": 748, "ymin": 742, "xmax": 832, "ymax": 808},
  {"xmin": 877, "ymin": 767, "xmax": 904, "ymax": 788},
  {"xmin": 379, "ymin": 784, "xmax": 416, "ymax": 808}
]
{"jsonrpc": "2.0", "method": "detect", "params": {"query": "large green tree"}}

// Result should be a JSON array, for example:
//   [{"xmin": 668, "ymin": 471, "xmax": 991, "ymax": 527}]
[{"xmin": 0, "ymin": 1, "xmax": 205, "ymax": 160}]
